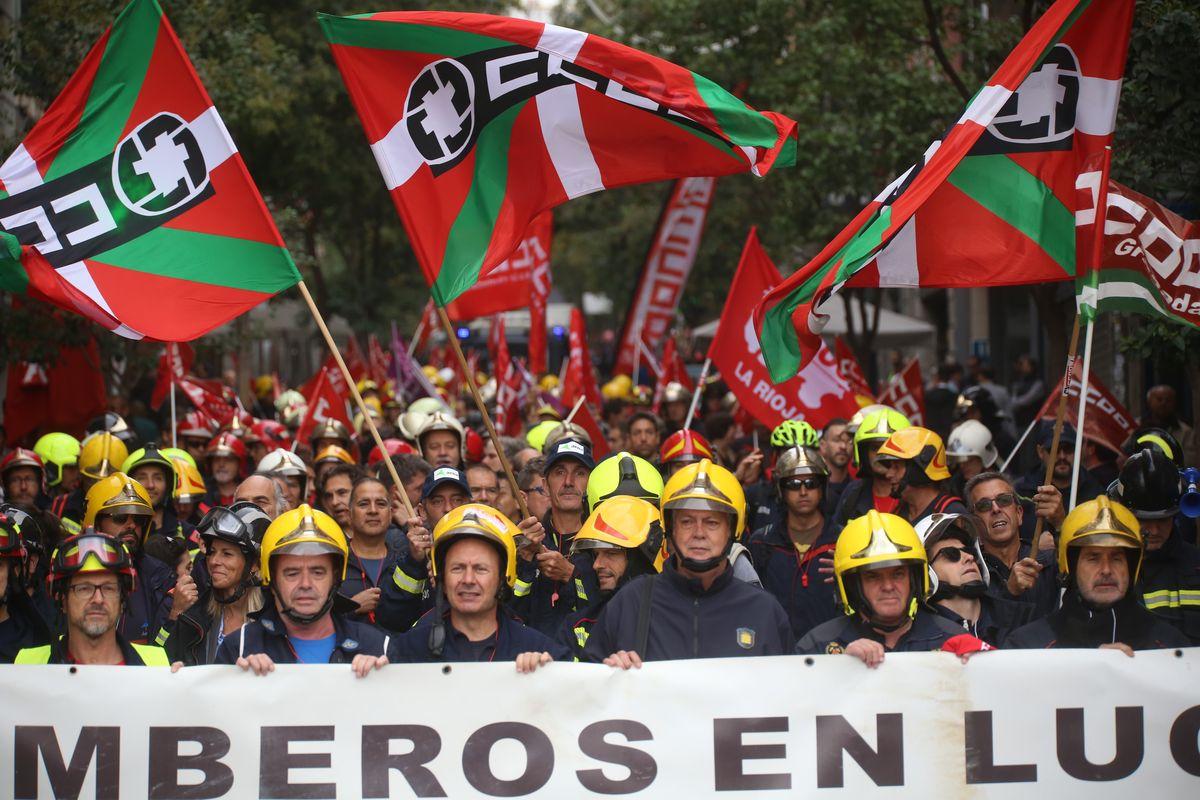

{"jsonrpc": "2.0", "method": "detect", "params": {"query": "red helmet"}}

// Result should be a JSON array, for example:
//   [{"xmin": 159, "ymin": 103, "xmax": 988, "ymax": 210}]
[
  {"xmin": 177, "ymin": 411, "xmax": 216, "ymax": 442},
  {"xmin": 660, "ymin": 429, "xmax": 714, "ymax": 466},
  {"xmin": 368, "ymin": 438, "xmax": 415, "ymax": 467},
  {"xmin": 464, "ymin": 428, "xmax": 485, "ymax": 464},
  {"xmin": 1, "ymin": 448, "xmax": 44, "ymax": 478},
  {"xmin": 252, "ymin": 419, "xmax": 291, "ymax": 450},
  {"xmin": 48, "ymin": 529, "xmax": 137, "ymax": 599},
  {"xmin": 205, "ymin": 432, "xmax": 247, "ymax": 461}
]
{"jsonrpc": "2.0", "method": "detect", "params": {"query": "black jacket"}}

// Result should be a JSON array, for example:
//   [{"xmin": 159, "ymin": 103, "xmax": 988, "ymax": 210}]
[
  {"xmin": 982, "ymin": 541, "xmax": 1060, "ymax": 617},
  {"xmin": 121, "ymin": 551, "xmax": 176, "ymax": 645},
  {"xmin": 340, "ymin": 533, "xmax": 407, "ymax": 628},
  {"xmin": 1015, "ymin": 467, "xmax": 1102, "ymax": 508},
  {"xmin": 795, "ymin": 608, "xmax": 968, "ymax": 654},
  {"xmin": 1139, "ymin": 526, "xmax": 1200, "ymax": 644},
  {"xmin": 388, "ymin": 606, "xmax": 570, "ymax": 663},
  {"xmin": 930, "ymin": 593, "xmax": 1034, "ymax": 647},
  {"xmin": 0, "ymin": 590, "xmax": 52, "ymax": 663},
  {"xmin": 511, "ymin": 513, "xmax": 583, "ymax": 637},
  {"xmin": 162, "ymin": 587, "xmax": 267, "ymax": 665},
  {"xmin": 582, "ymin": 561, "xmax": 792, "ymax": 662},
  {"xmin": 1003, "ymin": 590, "xmax": 1191, "ymax": 650},
  {"xmin": 215, "ymin": 605, "xmax": 389, "ymax": 664},
  {"xmin": 375, "ymin": 546, "xmax": 434, "ymax": 633},
  {"xmin": 746, "ymin": 510, "xmax": 840, "ymax": 640}
]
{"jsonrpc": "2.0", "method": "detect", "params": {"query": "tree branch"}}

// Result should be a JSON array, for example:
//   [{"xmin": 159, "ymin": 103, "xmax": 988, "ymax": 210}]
[{"xmin": 922, "ymin": 0, "xmax": 972, "ymax": 101}]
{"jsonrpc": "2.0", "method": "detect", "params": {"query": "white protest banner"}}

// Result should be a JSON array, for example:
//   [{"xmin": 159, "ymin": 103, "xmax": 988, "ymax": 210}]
[{"xmin": 2, "ymin": 650, "xmax": 1198, "ymax": 798}]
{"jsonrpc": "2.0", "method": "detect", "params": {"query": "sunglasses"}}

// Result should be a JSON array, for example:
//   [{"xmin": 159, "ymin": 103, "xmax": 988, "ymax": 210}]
[
  {"xmin": 781, "ymin": 478, "xmax": 822, "ymax": 491},
  {"xmin": 972, "ymin": 493, "xmax": 1016, "ymax": 514},
  {"xmin": 932, "ymin": 545, "xmax": 974, "ymax": 564},
  {"xmin": 105, "ymin": 513, "xmax": 149, "ymax": 526}
]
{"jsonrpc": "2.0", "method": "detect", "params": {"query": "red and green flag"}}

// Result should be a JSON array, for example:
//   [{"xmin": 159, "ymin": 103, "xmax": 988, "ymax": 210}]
[
  {"xmin": 0, "ymin": 0, "xmax": 300, "ymax": 340},
  {"xmin": 319, "ymin": 11, "xmax": 797, "ymax": 308},
  {"xmin": 754, "ymin": 0, "xmax": 1134, "ymax": 383}
]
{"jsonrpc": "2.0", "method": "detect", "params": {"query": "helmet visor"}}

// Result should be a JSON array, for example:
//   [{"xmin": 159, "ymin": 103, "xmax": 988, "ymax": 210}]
[
  {"xmin": 198, "ymin": 507, "xmax": 249, "ymax": 542},
  {"xmin": 57, "ymin": 536, "xmax": 126, "ymax": 572}
]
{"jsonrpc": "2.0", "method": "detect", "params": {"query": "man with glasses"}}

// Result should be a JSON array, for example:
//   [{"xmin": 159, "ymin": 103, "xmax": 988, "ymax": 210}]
[
  {"xmin": 965, "ymin": 472, "xmax": 1059, "ymax": 615},
  {"xmin": 917, "ymin": 514, "xmax": 1032, "ymax": 646},
  {"xmin": 16, "ymin": 530, "xmax": 175, "ymax": 666},
  {"xmin": 748, "ymin": 446, "xmax": 840, "ymax": 639},
  {"xmin": 517, "ymin": 457, "xmax": 551, "ymax": 521},
  {"xmin": 466, "ymin": 463, "xmax": 502, "ymax": 509}
]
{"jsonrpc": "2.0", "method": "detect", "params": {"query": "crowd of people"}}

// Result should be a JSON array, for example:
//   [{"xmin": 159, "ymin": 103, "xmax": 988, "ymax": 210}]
[{"xmin": 0, "ymin": 365, "xmax": 1196, "ymax": 677}]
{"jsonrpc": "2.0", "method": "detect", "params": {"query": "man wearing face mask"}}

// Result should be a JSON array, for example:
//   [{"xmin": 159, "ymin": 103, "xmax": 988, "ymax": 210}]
[
  {"xmin": 1006, "ymin": 497, "xmax": 1189, "ymax": 652},
  {"xmin": 917, "ymin": 514, "xmax": 1032, "ymax": 647},
  {"xmin": 585, "ymin": 459, "xmax": 791, "ymax": 666},
  {"xmin": 1108, "ymin": 449, "xmax": 1200, "ymax": 644}
]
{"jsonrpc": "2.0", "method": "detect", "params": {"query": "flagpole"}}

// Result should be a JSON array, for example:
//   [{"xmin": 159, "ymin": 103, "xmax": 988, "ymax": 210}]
[
  {"xmin": 296, "ymin": 280, "xmax": 417, "ymax": 520},
  {"xmin": 564, "ymin": 396, "xmax": 586, "ymax": 426},
  {"xmin": 1070, "ymin": 320, "xmax": 1096, "ymax": 508},
  {"xmin": 169, "ymin": 381, "xmax": 178, "ymax": 448},
  {"xmin": 1068, "ymin": 146, "xmax": 1112, "ymax": 510},
  {"xmin": 632, "ymin": 316, "xmax": 642, "ymax": 386},
  {"xmin": 434, "ymin": 305, "xmax": 532, "ymax": 521},
  {"xmin": 1000, "ymin": 413, "xmax": 1040, "ymax": 473},
  {"xmin": 683, "ymin": 358, "xmax": 711, "ymax": 431},
  {"xmin": 408, "ymin": 317, "xmax": 424, "ymax": 358},
  {"xmin": 1032, "ymin": 314, "xmax": 1082, "ymax": 548}
]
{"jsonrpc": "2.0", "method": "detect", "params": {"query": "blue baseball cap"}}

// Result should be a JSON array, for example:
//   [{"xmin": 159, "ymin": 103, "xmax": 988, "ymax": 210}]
[
  {"xmin": 421, "ymin": 466, "xmax": 470, "ymax": 500},
  {"xmin": 543, "ymin": 438, "xmax": 595, "ymax": 473}
]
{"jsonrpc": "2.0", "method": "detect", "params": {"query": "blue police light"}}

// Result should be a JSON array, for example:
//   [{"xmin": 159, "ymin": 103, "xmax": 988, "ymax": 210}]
[
  {"xmin": 456, "ymin": 327, "xmax": 470, "ymax": 340},
  {"xmin": 552, "ymin": 326, "xmax": 566, "ymax": 337}
]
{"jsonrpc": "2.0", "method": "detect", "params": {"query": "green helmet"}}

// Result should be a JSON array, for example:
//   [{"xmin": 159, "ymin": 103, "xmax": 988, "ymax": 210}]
[
  {"xmin": 585, "ymin": 452, "xmax": 665, "ymax": 515},
  {"xmin": 852, "ymin": 408, "xmax": 911, "ymax": 468},
  {"xmin": 527, "ymin": 420, "xmax": 561, "ymax": 453},
  {"xmin": 770, "ymin": 420, "xmax": 818, "ymax": 449},
  {"xmin": 121, "ymin": 444, "xmax": 178, "ymax": 481},
  {"xmin": 33, "ymin": 432, "xmax": 81, "ymax": 487}
]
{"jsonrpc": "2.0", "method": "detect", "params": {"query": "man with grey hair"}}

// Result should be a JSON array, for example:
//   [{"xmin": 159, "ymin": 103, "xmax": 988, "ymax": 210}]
[{"xmin": 234, "ymin": 473, "xmax": 288, "ymax": 520}]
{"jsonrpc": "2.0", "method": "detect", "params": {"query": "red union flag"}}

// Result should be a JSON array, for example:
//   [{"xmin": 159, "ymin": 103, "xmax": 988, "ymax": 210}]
[
  {"xmin": 1037, "ymin": 361, "xmax": 1135, "ymax": 454},
  {"xmin": 320, "ymin": 12, "xmax": 794, "ymax": 310},
  {"xmin": 709, "ymin": 229, "xmax": 860, "ymax": 430},
  {"xmin": 150, "ymin": 341, "xmax": 195, "ymax": 409},
  {"xmin": 295, "ymin": 367, "xmax": 354, "ymax": 445},
  {"xmin": 446, "ymin": 213, "xmax": 552, "ymax": 321},
  {"xmin": 615, "ymin": 177, "xmax": 717, "ymax": 375},
  {"xmin": 560, "ymin": 307, "xmax": 601, "ymax": 410},
  {"xmin": 877, "ymin": 358, "xmax": 925, "ymax": 426},
  {"xmin": 834, "ymin": 337, "xmax": 875, "ymax": 401}
]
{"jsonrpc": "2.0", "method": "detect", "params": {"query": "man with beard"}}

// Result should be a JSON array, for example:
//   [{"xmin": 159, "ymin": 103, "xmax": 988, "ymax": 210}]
[
  {"xmin": 1015, "ymin": 422, "xmax": 1101, "ymax": 506},
  {"xmin": 819, "ymin": 419, "xmax": 852, "ymax": 515},
  {"xmin": 1006, "ymin": 497, "xmax": 1189, "ymax": 651},
  {"xmin": 1109, "ymin": 449, "xmax": 1200, "ymax": 644},
  {"xmin": 217, "ymin": 505, "xmax": 389, "ymax": 673},
  {"xmin": 561, "ymin": 496, "xmax": 664, "ymax": 659},
  {"xmin": 624, "ymin": 412, "xmax": 663, "ymax": 464},
  {"xmin": 917, "ymin": 514, "xmax": 1032, "ymax": 646},
  {"xmin": 16, "ymin": 530, "xmax": 173, "ymax": 666},
  {"xmin": 83, "ymin": 473, "xmax": 187, "ymax": 644},
  {"xmin": 123, "ymin": 445, "xmax": 191, "ymax": 543}
]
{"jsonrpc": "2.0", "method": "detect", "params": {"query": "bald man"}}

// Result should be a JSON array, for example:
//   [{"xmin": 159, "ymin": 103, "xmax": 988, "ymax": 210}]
[{"xmin": 234, "ymin": 474, "xmax": 285, "ymax": 519}]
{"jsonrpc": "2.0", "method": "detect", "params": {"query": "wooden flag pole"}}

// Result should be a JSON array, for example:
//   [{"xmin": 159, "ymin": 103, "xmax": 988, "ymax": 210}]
[
  {"xmin": 297, "ymin": 280, "xmax": 417, "ymax": 520},
  {"xmin": 1032, "ymin": 314, "xmax": 1082, "ymax": 549},
  {"xmin": 435, "ymin": 305, "xmax": 532, "ymax": 521},
  {"xmin": 563, "ymin": 396, "xmax": 586, "ymax": 426},
  {"xmin": 683, "ymin": 357, "xmax": 712, "ymax": 431},
  {"xmin": 169, "ymin": 381, "xmax": 178, "ymax": 448}
]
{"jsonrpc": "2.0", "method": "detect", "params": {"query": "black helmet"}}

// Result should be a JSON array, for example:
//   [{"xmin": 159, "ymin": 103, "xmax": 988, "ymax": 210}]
[
  {"xmin": 197, "ymin": 501, "xmax": 271, "ymax": 557},
  {"xmin": 0, "ymin": 503, "xmax": 47, "ymax": 558},
  {"xmin": 1123, "ymin": 426, "xmax": 1184, "ymax": 468},
  {"xmin": 955, "ymin": 386, "xmax": 999, "ymax": 423},
  {"xmin": 1108, "ymin": 448, "xmax": 1180, "ymax": 520},
  {"xmin": 86, "ymin": 412, "xmax": 140, "ymax": 450}
]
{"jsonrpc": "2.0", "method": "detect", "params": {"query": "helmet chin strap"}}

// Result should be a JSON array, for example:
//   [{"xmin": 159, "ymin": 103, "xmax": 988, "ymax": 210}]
[
  {"xmin": 673, "ymin": 536, "xmax": 733, "ymax": 574},
  {"xmin": 930, "ymin": 580, "xmax": 987, "ymax": 601},
  {"xmin": 274, "ymin": 585, "xmax": 336, "ymax": 626},
  {"xmin": 215, "ymin": 567, "xmax": 259, "ymax": 606}
]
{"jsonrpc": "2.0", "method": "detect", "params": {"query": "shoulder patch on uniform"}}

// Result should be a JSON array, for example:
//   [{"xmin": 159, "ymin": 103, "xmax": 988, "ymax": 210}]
[
  {"xmin": 342, "ymin": 638, "xmax": 359, "ymax": 651},
  {"xmin": 825, "ymin": 642, "xmax": 844, "ymax": 655},
  {"xmin": 736, "ymin": 627, "xmax": 755, "ymax": 649}
]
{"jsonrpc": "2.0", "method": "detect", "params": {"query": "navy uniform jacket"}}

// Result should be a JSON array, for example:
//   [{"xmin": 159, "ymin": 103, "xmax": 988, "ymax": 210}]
[
  {"xmin": 510, "ymin": 513, "xmax": 583, "ymax": 637},
  {"xmin": 1004, "ymin": 591, "xmax": 1191, "ymax": 651},
  {"xmin": 582, "ymin": 562, "xmax": 793, "ymax": 662},
  {"xmin": 746, "ymin": 511, "xmax": 840, "ymax": 640},
  {"xmin": 388, "ymin": 607, "xmax": 570, "ymax": 663},
  {"xmin": 1139, "ymin": 526, "xmax": 1200, "ymax": 645},
  {"xmin": 340, "ymin": 534, "xmax": 408, "ymax": 628},
  {"xmin": 796, "ymin": 609, "xmax": 968, "ymax": 655},
  {"xmin": 981, "ymin": 541, "xmax": 1060, "ymax": 617},
  {"xmin": 215, "ymin": 606, "xmax": 388, "ymax": 664},
  {"xmin": 930, "ymin": 594, "xmax": 1034, "ymax": 647}
]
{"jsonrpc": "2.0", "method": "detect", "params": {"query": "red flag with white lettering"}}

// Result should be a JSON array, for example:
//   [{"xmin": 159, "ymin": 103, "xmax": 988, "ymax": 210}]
[
  {"xmin": 834, "ymin": 337, "xmax": 875, "ymax": 402},
  {"xmin": 877, "ymin": 359, "xmax": 925, "ymax": 426},
  {"xmin": 615, "ymin": 177, "xmax": 716, "ymax": 375},
  {"xmin": 295, "ymin": 367, "xmax": 354, "ymax": 445},
  {"xmin": 708, "ymin": 229, "xmax": 860, "ymax": 431},
  {"xmin": 573, "ymin": 399, "xmax": 610, "ymax": 459},
  {"xmin": 445, "ymin": 213, "xmax": 553, "ymax": 321},
  {"xmin": 1036, "ymin": 361, "xmax": 1135, "ymax": 454}
]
